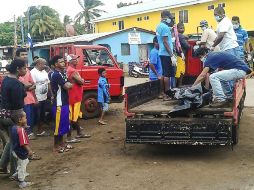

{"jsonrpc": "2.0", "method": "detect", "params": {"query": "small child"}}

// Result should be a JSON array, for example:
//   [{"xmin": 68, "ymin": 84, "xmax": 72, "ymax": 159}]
[
  {"xmin": 11, "ymin": 110, "xmax": 33, "ymax": 188},
  {"xmin": 97, "ymin": 68, "xmax": 110, "ymax": 125}
]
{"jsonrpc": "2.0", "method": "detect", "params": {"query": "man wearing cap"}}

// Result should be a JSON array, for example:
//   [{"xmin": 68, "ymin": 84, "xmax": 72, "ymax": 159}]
[
  {"xmin": 66, "ymin": 54, "xmax": 91, "ymax": 141},
  {"xmin": 156, "ymin": 10, "xmax": 177, "ymax": 101},
  {"xmin": 193, "ymin": 47, "xmax": 251, "ymax": 107},
  {"xmin": 196, "ymin": 20, "xmax": 219, "ymax": 51}
]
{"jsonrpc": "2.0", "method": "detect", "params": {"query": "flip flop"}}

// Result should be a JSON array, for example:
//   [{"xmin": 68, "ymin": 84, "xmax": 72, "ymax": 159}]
[
  {"xmin": 76, "ymin": 134, "xmax": 91, "ymax": 138},
  {"xmin": 37, "ymin": 131, "xmax": 50, "ymax": 137},
  {"xmin": 66, "ymin": 138, "xmax": 81, "ymax": 143},
  {"xmin": 65, "ymin": 144, "xmax": 73, "ymax": 150},
  {"xmin": 98, "ymin": 120, "xmax": 107, "ymax": 125}
]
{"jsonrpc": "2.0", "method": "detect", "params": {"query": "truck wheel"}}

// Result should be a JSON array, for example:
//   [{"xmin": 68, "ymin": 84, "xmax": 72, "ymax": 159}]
[
  {"xmin": 81, "ymin": 91, "xmax": 100, "ymax": 119},
  {"xmin": 0, "ymin": 130, "xmax": 7, "ymax": 156}
]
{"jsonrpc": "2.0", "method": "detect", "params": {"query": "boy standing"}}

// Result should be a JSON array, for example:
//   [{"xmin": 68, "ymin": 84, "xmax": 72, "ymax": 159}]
[
  {"xmin": 50, "ymin": 55, "xmax": 73, "ymax": 152},
  {"xmin": 11, "ymin": 110, "xmax": 33, "ymax": 188},
  {"xmin": 97, "ymin": 68, "xmax": 110, "ymax": 125}
]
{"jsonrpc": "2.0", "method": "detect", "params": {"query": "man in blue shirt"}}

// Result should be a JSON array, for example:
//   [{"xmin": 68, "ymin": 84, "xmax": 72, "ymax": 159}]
[
  {"xmin": 156, "ymin": 10, "xmax": 177, "ymax": 100},
  {"xmin": 149, "ymin": 36, "xmax": 163, "ymax": 98},
  {"xmin": 232, "ymin": 16, "xmax": 251, "ymax": 60},
  {"xmin": 149, "ymin": 36, "xmax": 162, "ymax": 80},
  {"xmin": 193, "ymin": 47, "xmax": 251, "ymax": 107}
]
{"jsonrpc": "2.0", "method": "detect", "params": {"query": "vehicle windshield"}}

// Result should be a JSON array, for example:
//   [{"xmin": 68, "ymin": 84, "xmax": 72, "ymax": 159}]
[{"xmin": 84, "ymin": 49, "xmax": 114, "ymax": 67}]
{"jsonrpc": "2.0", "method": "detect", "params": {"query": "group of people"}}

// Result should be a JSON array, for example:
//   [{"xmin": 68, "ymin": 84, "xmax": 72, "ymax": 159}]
[
  {"xmin": 0, "ymin": 48, "xmax": 111, "ymax": 188},
  {"xmin": 148, "ymin": 7, "xmax": 252, "ymax": 106}
]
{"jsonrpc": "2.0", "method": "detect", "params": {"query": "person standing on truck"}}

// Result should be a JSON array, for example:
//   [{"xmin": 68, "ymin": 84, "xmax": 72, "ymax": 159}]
[
  {"xmin": 156, "ymin": 10, "xmax": 177, "ymax": 101},
  {"xmin": 30, "ymin": 58, "xmax": 51, "ymax": 137},
  {"xmin": 193, "ymin": 47, "xmax": 251, "ymax": 107},
  {"xmin": 232, "ymin": 16, "xmax": 251, "ymax": 61},
  {"xmin": 66, "ymin": 54, "xmax": 91, "ymax": 141},
  {"xmin": 176, "ymin": 23, "xmax": 190, "ymax": 86},
  {"xmin": 50, "ymin": 55, "xmax": 73, "ymax": 153},
  {"xmin": 196, "ymin": 20, "xmax": 219, "ymax": 51},
  {"xmin": 211, "ymin": 7, "xmax": 240, "ymax": 57},
  {"xmin": 16, "ymin": 48, "xmax": 37, "ymax": 139},
  {"xmin": 97, "ymin": 68, "xmax": 110, "ymax": 125},
  {"xmin": 149, "ymin": 36, "xmax": 163, "ymax": 98}
]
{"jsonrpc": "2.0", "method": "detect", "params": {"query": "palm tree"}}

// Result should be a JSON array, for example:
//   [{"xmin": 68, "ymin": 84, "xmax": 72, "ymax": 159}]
[
  {"xmin": 29, "ymin": 6, "xmax": 64, "ymax": 40},
  {"xmin": 75, "ymin": 0, "xmax": 106, "ymax": 33}
]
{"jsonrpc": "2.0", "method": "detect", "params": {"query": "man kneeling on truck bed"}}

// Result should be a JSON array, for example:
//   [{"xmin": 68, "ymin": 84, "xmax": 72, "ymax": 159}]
[{"xmin": 193, "ymin": 47, "xmax": 251, "ymax": 108}]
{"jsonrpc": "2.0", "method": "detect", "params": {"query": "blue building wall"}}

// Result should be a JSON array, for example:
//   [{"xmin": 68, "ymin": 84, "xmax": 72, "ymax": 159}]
[{"xmin": 93, "ymin": 30, "xmax": 155, "ymax": 64}]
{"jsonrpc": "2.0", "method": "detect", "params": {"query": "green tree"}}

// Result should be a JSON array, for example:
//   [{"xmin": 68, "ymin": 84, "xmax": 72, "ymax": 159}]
[
  {"xmin": 22, "ymin": 6, "xmax": 64, "ymax": 41},
  {"xmin": 75, "ymin": 0, "xmax": 106, "ymax": 34},
  {"xmin": 0, "ymin": 22, "xmax": 14, "ymax": 46}
]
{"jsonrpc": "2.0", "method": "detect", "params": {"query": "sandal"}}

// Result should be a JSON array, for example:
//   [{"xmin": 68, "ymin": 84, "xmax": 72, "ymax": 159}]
[
  {"xmin": 9, "ymin": 175, "xmax": 18, "ymax": 181},
  {"xmin": 66, "ymin": 138, "xmax": 81, "ymax": 143},
  {"xmin": 76, "ymin": 134, "xmax": 91, "ymax": 138},
  {"xmin": 65, "ymin": 144, "xmax": 73, "ymax": 150},
  {"xmin": 98, "ymin": 120, "xmax": 107, "ymax": 125},
  {"xmin": 0, "ymin": 168, "xmax": 10, "ymax": 174},
  {"xmin": 29, "ymin": 152, "xmax": 41, "ymax": 160},
  {"xmin": 37, "ymin": 131, "xmax": 50, "ymax": 137}
]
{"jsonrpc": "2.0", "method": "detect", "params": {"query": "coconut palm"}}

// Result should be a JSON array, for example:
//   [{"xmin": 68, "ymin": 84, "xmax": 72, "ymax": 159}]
[
  {"xmin": 29, "ymin": 6, "xmax": 64, "ymax": 40},
  {"xmin": 75, "ymin": 0, "xmax": 106, "ymax": 33}
]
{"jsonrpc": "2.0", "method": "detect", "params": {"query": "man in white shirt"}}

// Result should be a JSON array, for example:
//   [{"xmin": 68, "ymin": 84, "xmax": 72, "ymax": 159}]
[
  {"xmin": 30, "ymin": 58, "xmax": 51, "ymax": 136},
  {"xmin": 211, "ymin": 7, "xmax": 240, "ymax": 58}
]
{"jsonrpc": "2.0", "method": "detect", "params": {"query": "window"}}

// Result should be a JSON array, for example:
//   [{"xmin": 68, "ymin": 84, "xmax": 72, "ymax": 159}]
[
  {"xmin": 208, "ymin": 5, "xmax": 214, "ymax": 10},
  {"xmin": 84, "ymin": 49, "xmax": 114, "ymax": 66},
  {"xmin": 118, "ymin": 20, "xmax": 124, "ymax": 30},
  {"xmin": 218, "ymin": 3, "xmax": 225, "ymax": 8},
  {"xmin": 112, "ymin": 22, "xmax": 117, "ymax": 26},
  {"xmin": 179, "ymin": 10, "xmax": 188, "ymax": 23},
  {"xmin": 121, "ymin": 43, "xmax": 130, "ymax": 56},
  {"xmin": 137, "ymin": 17, "xmax": 142, "ymax": 21},
  {"xmin": 144, "ymin": 16, "xmax": 149, "ymax": 20}
]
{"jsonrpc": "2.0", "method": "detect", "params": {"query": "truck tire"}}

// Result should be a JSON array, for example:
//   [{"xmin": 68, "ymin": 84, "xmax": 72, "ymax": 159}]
[
  {"xmin": 81, "ymin": 91, "xmax": 100, "ymax": 119},
  {"xmin": 0, "ymin": 130, "xmax": 7, "ymax": 156}
]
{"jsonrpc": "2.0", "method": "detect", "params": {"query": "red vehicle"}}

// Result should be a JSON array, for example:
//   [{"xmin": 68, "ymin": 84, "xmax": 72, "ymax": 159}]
[{"xmin": 50, "ymin": 44, "xmax": 124, "ymax": 119}]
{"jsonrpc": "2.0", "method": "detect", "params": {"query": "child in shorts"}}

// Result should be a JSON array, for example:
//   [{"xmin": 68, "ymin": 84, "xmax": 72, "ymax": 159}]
[{"xmin": 97, "ymin": 68, "xmax": 110, "ymax": 125}]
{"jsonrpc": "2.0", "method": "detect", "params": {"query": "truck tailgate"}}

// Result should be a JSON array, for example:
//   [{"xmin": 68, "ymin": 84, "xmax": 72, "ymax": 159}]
[{"xmin": 126, "ymin": 117, "xmax": 233, "ymax": 145}]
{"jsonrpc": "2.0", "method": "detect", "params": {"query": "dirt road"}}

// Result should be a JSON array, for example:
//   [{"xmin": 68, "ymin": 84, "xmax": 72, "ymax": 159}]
[{"xmin": 1, "ymin": 78, "xmax": 254, "ymax": 190}]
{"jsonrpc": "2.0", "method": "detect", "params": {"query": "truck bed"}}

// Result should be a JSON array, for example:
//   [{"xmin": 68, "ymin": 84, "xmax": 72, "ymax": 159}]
[
  {"xmin": 125, "ymin": 80, "xmax": 246, "ymax": 146},
  {"xmin": 129, "ymin": 98, "xmax": 232, "ymax": 115}
]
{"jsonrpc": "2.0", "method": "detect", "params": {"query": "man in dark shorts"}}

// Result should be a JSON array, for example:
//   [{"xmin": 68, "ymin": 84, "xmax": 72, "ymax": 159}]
[{"xmin": 156, "ymin": 10, "xmax": 177, "ymax": 100}]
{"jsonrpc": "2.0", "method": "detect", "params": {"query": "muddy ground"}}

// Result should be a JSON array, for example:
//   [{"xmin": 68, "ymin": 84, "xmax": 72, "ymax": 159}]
[{"xmin": 1, "ymin": 78, "xmax": 254, "ymax": 190}]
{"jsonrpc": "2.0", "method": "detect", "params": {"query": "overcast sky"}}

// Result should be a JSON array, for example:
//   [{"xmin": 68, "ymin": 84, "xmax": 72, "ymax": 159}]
[{"xmin": 0, "ymin": 0, "xmax": 149, "ymax": 23}]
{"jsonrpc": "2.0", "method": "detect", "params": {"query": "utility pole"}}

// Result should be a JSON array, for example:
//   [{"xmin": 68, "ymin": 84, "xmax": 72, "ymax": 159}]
[
  {"xmin": 13, "ymin": 15, "xmax": 18, "ymax": 59},
  {"xmin": 21, "ymin": 16, "xmax": 25, "ymax": 45}
]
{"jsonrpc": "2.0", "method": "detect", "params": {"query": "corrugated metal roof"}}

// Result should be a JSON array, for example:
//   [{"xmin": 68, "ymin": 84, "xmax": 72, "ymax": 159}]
[
  {"xmin": 33, "ymin": 27, "xmax": 155, "ymax": 48},
  {"xmin": 34, "ymin": 32, "xmax": 113, "ymax": 47},
  {"xmin": 94, "ymin": 0, "xmax": 213, "ymax": 22}
]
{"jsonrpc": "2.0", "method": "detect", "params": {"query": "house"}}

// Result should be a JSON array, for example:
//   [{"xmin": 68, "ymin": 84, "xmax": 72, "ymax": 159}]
[
  {"xmin": 33, "ymin": 27, "xmax": 156, "ymax": 64},
  {"xmin": 94, "ymin": 0, "xmax": 254, "ymax": 35}
]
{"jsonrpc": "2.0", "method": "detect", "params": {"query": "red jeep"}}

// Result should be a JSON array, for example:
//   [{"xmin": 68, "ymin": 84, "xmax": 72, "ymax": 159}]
[{"xmin": 50, "ymin": 44, "xmax": 124, "ymax": 119}]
